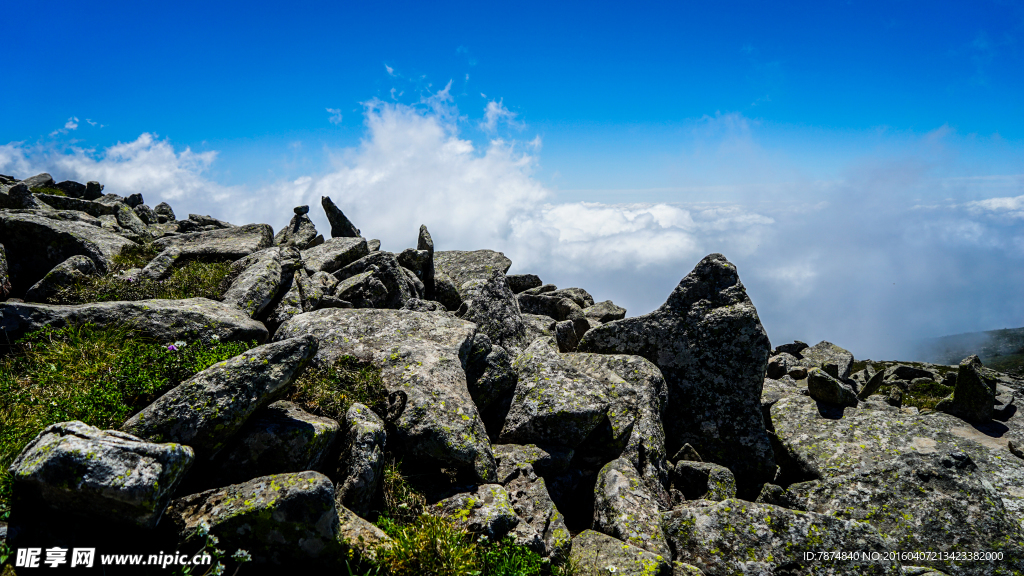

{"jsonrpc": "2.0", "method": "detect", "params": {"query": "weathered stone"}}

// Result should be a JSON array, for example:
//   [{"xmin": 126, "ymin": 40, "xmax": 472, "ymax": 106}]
[
  {"xmin": 300, "ymin": 237, "xmax": 367, "ymax": 276},
  {"xmin": 207, "ymin": 401, "xmax": 339, "ymax": 487},
  {"xmin": 433, "ymin": 484, "xmax": 519, "ymax": 540},
  {"xmin": 185, "ymin": 213, "xmax": 234, "ymax": 229},
  {"xmin": 859, "ymin": 368, "xmax": 888, "ymax": 400},
  {"xmin": 672, "ymin": 443, "xmax": 703, "ymax": 463},
  {"xmin": 671, "ymin": 461, "xmax": 736, "ymax": 502},
  {"xmin": 593, "ymin": 458, "xmax": 671, "ymax": 558},
  {"xmin": 583, "ymin": 300, "xmax": 626, "ymax": 323},
  {"xmin": 433, "ymin": 269, "xmax": 463, "ymax": 312},
  {"xmin": 134, "ymin": 203, "xmax": 157, "ymax": 224},
  {"xmin": 122, "ymin": 336, "xmax": 317, "ymax": 459},
  {"xmin": 547, "ymin": 287, "xmax": 595, "ymax": 309},
  {"xmin": 463, "ymin": 333, "xmax": 518, "ymax": 429},
  {"xmin": 506, "ymin": 273, "xmax": 542, "ymax": 294},
  {"xmin": 503, "ymin": 464, "xmax": 571, "ymax": 559},
  {"xmin": 113, "ymin": 203, "xmax": 149, "ymax": 238},
  {"xmin": 662, "ymin": 499, "xmax": 902, "ymax": 575},
  {"xmin": 807, "ymin": 367, "xmax": 860, "ymax": 407},
  {"xmin": 0, "ymin": 297, "xmax": 268, "ymax": 344},
  {"xmin": 221, "ymin": 248, "xmax": 284, "ymax": 318},
  {"xmin": 522, "ymin": 283, "xmax": 557, "ymax": 295},
  {"xmin": 517, "ymin": 293, "xmax": 585, "ymax": 321},
  {"xmin": 766, "ymin": 352, "xmax": 802, "ymax": 380},
  {"xmin": 153, "ymin": 202, "xmax": 176, "ymax": 222},
  {"xmin": 336, "ymin": 403, "xmax": 386, "ymax": 518},
  {"xmin": 31, "ymin": 193, "xmax": 118, "ymax": 216},
  {"xmin": 274, "ymin": 213, "xmax": 319, "ymax": 248},
  {"xmin": 493, "ymin": 444, "xmax": 575, "ymax": 484},
  {"xmin": 337, "ymin": 504, "xmax": 392, "ymax": 561},
  {"xmin": 936, "ymin": 356, "xmax": 995, "ymax": 423},
  {"xmin": 775, "ymin": 340, "xmax": 809, "ymax": 357},
  {"xmin": 0, "ymin": 210, "xmax": 136, "ymax": 294},
  {"xmin": 521, "ymin": 313, "xmax": 555, "ymax": 344},
  {"xmin": 434, "ymin": 249, "xmax": 512, "ymax": 296},
  {"xmin": 800, "ymin": 340, "xmax": 855, "ymax": 380},
  {"xmin": 554, "ymin": 319, "xmax": 578, "ymax": 352},
  {"xmin": 335, "ymin": 252, "xmax": 417, "ymax": 309},
  {"xmin": 457, "ymin": 271, "xmax": 527, "ymax": 351},
  {"xmin": 9, "ymin": 421, "xmax": 193, "ymax": 529},
  {"xmin": 83, "ymin": 181, "xmax": 103, "ymax": 200},
  {"xmin": 579, "ymin": 253, "xmax": 776, "ymax": 492},
  {"xmin": 334, "ymin": 269, "xmax": 389, "ymax": 309},
  {"xmin": 21, "ymin": 173, "xmax": 54, "ymax": 190},
  {"xmin": 367, "ymin": 238, "xmax": 381, "ymax": 251},
  {"xmin": 754, "ymin": 483, "xmax": 803, "ymax": 510},
  {"xmin": 124, "ymin": 193, "xmax": 144, "ymax": 208},
  {"xmin": 54, "ymin": 180, "xmax": 87, "ymax": 198},
  {"xmin": 771, "ymin": 388, "xmax": 1024, "ymax": 575},
  {"xmin": 401, "ymin": 298, "xmax": 447, "ymax": 312},
  {"xmin": 167, "ymin": 471, "xmax": 342, "ymax": 565},
  {"xmin": 0, "ymin": 243, "xmax": 10, "ymax": 298},
  {"xmin": 275, "ymin": 308, "xmax": 497, "ymax": 482},
  {"xmin": 24, "ymin": 255, "xmax": 97, "ymax": 302},
  {"xmin": 322, "ymin": 196, "xmax": 361, "ymax": 237},
  {"xmin": 153, "ymin": 223, "xmax": 273, "ymax": 259},
  {"xmin": 265, "ymin": 270, "xmax": 305, "ymax": 330},
  {"xmin": 138, "ymin": 246, "xmax": 183, "ymax": 280},
  {"xmin": 571, "ymin": 530, "xmax": 673, "ymax": 576}
]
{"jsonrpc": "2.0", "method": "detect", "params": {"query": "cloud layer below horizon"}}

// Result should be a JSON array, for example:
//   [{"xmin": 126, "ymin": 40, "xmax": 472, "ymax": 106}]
[{"xmin": 2, "ymin": 96, "xmax": 1022, "ymax": 361}]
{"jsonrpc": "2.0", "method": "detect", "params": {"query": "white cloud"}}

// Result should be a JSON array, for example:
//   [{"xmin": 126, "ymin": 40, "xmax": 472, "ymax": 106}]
[
  {"xmin": 480, "ymin": 99, "xmax": 521, "ymax": 132},
  {"xmin": 326, "ymin": 108, "xmax": 344, "ymax": 125},
  {"xmin": 967, "ymin": 194, "xmax": 1024, "ymax": 219},
  {"xmin": 385, "ymin": 64, "xmax": 395, "ymax": 76},
  {"xmin": 49, "ymin": 116, "xmax": 79, "ymax": 136}
]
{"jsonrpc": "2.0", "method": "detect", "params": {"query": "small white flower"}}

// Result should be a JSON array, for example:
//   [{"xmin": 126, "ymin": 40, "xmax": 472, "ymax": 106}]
[
  {"xmin": 231, "ymin": 549, "xmax": 251, "ymax": 562},
  {"xmin": 173, "ymin": 340, "xmax": 187, "ymax": 348},
  {"xmin": 207, "ymin": 534, "xmax": 219, "ymax": 546},
  {"xmin": 211, "ymin": 334, "xmax": 220, "ymax": 341},
  {"xmin": 196, "ymin": 520, "xmax": 210, "ymax": 537},
  {"xmin": 210, "ymin": 563, "xmax": 225, "ymax": 576},
  {"xmin": 607, "ymin": 566, "xmax": 617, "ymax": 573}
]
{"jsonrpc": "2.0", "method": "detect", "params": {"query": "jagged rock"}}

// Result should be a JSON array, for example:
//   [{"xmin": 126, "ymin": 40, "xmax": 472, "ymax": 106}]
[
  {"xmin": 401, "ymin": 266, "xmax": 425, "ymax": 299},
  {"xmin": 265, "ymin": 269, "xmax": 305, "ymax": 329},
  {"xmin": 334, "ymin": 269, "xmax": 389, "ymax": 309},
  {"xmin": 579, "ymin": 253, "xmax": 776, "ymax": 492},
  {"xmin": 554, "ymin": 319, "xmax": 578, "ymax": 352},
  {"xmin": 500, "ymin": 338, "xmax": 630, "ymax": 456},
  {"xmin": 770, "ymin": 388, "xmax": 1024, "ymax": 575},
  {"xmin": 517, "ymin": 293, "xmax": 586, "ymax": 322},
  {"xmin": 807, "ymin": 367, "xmax": 859, "ymax": 407},
  {"xmin": 570, "ymin": 530, "xmax": 674, "ymax": 576},
  {"xmin": 583, "ymin": 300, "xmax": 626, "ymax": 323},
  {"xmin": 21, "ymin": 173, "xmax": 54, "ymax": 190},
  {"xmin": 562, "ymin": 352, "xmax": 669, "ymax": 500},
  {"xmin": 133, "ymin": 203, "xmax": 157, "ymax": 224},
  {"xmin": 322, "ymin": 196, "xmax": 361, "ymax": 237},
  {"xmin": 457, "ymin": 271, "xmax": 527, "ymax": 351},
  {"xmin": 335, "ymin": 251, "xmax": 417, "ymax": 309},
  {"xmin": 463, "ymin": 333, "xmax": 518, "ymax": 431},
  {"xmin": 493, "ymin": 444, "xmax": 574, "ymax": 484},
  {"xmin": 858, "ymin": 368, "xmax": 888, "ymax": 400},
  {"xmin": 274, "ymin": 211, "xmax": 319, "ymax": 248},
  {"xmin": 367, "ymin": 238, "xmax": 381, "ymax": 251},
  {"xmin": 153, "ymin": 223, "xmax": 273, "ymax": 259},
  {"xmin": 122, "ymin": 336, "xmax": 317, "ymax": 459},
  {"xmin": 433, "ymin": 484, "xmax": 519, "ymax": 540},
  {"xmin": 112, "ymin": 203, "xmax": 149, "ymax": 238},
  {"xmin": 124, "ymin": 193, "xmax": 144, "ymax": 208},
  {"xmin": 337, "ymin": 505, "xmax": 393, "ymax": 560},
  {"xmin": 84, "ymin": 181, "xmax": 104, "ymax": 200},
  {"xmin": 506, "ymin": 273, "xmax": 542, "ymax": 294},
  {"xmin": 662, "ymin": 499, "xmax": 902, "ymax": 575},
  {"xmin": 153, "ymin": 201, "xmax": 176, "ymax": 222},
  {"xmin": 167, "ymin": 471, "xmax": 343, "ymax": 565},
  {"xmin": 24, "ymin": 255, "xmax": 97, "ymax": 302},
  {"xmin": 433, "ymin": 269, "xmax": 463, "ymax": 311},
  {"xmin": 521, "ymin": 313, "xmax": 555, "ymax": 343},
  {"xmin": 138, "ymin": 246, "xmax": 183, "ymax": 280},
  {"xmin": 775, "ymin": 340, "xmax": 809, "ymax": 356},
  {"xmin": 671, "ymin": 461, "xmax": 736, "ymax": 502},
  {"xmin": 0, "ymin": 243, "xmax": 10, "ymax": 298},
  {"xmin": 96, "ymin": 193, "xmax": 126, "ymax": 206},
  {"xmin": 9, "ymin": 421, "xmax": 193, "ymax": 529},
  {"xmin": 335, "ymin": 403, "xmax": 386, "ymax": 518},
  {"xmin": 672, "ymin": 443, "xmax": 703, "ymax": 462},
  {"xmin": 936, "ymin": 355, "xmax": 995, "ymax": 423},
  {"xmin": 766, "ymin": 352, "xmax": 802, "ymax": 379},
  {"xmin": 186, "ymin": 213, "xmax": 234, "ymax": 229},
  {"xmin": 54, "ymin": 180, "xmax": 86, "ymax": 198},
  {"xmin": 297, "ymin": 270, "xmax": 337, "ymax": 311},
  {"xmin": 503, "ymin": 463, "xmax": 571, "ymax": 559},
  {"xmin": 300, "ymin": 237, "xmax": 369, "ymax": 275},
  {"xmin": 221, "ymin": 248, "xmax": 286, "ymax": 318},
  {"xmin": 0, "ymin": 297, "xmax": 269, "ymax": 344},
  {"xmin": 800, "ymin": 340, "xmax": 855, "ymax": 380},
  {"xmin": 275, "ymin": 308, "xmax": 497, "ymax": 482},
  {"xmin": 522, "ymin": 283, "xmax": 556, "ymax": 295},
  {"xmin": 31, "ymin": 193, "xmax": 118, "ymax": 216},
  {"xmin": 401, "ymin": 297, "xmax": 447, "ymax": 312},
  {"xmin": 754, "ymin": 483, "xmax": 802, "ymax": 509},
  {"xmin": 207, "ymin": 401, "xmax": 339, "ymax": 487},
  {"xmin": 546, "ymin": 287, "xmax": 595, "ymax": 309},
  {"xmin": 0, "ymin": 210, "xmax": 136, "ymax": 294},
  {"xmin": 434, "ymin": 249, "xmax": 512, "ymax": 296},
  {"xmin": 593, "ymin": 458, "xmax": 671, "ymax": 558}
]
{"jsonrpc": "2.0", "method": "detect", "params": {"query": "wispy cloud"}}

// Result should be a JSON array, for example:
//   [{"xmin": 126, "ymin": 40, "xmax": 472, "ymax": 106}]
[
  {"xmin": 480, "ymin": 99, "xmax": 522, "ymax": 132},
  {"xmin": 49, "ymin": 116, "xmax": 79, "ymax": 136},
  {"xmin": 326, "ymin": 108, "xmax": 344, "ymax": 125}
]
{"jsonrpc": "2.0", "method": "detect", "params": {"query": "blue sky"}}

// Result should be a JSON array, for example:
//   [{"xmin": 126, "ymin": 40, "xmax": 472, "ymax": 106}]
[{"xmin": 2, "ymin": 1, "xmax": 1023, "ymax": 359}]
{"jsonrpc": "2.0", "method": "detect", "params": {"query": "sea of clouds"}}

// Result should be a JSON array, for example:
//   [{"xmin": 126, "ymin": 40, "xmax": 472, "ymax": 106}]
[{"xmin": 2, "ymin": 88, "xmax": 1022, "ymax": 361}]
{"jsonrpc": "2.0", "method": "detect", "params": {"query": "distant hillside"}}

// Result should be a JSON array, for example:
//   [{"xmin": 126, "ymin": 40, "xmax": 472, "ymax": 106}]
[{"xmin": 915, "ymin": 326, "xmax": 1024, "ymax": 375}]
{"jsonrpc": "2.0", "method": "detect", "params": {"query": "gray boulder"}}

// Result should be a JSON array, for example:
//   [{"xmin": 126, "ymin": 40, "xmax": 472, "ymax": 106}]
[
  {"xmin": 670, "ymin": 461, "xmax": 736, "ymax": 502},
  {"xmin": 153, "ymin": 223, "xmax": 273, "ymax": 259},
  {"xmin": 433, "ymin": 484, "xmax": 519, "ymax": 540},
  {"xmin": 9, "ymin": 421, "xmax": 193, "ymax": 528},
  {"xmin": 221, "ymin": 248, "xmax": 285, "ymax": 318},
  {"xmin": 554, "ymin": 319, "xmax": 578, "ymax": 352},
  {"xmin": 583, "ymin": 300, "xmax": 626, "ymax": 323},
  {"xmin": 662, "ymin": 499, "xmax": 902, "ymax": 575},
  {"xmin": 593, "ymin": 458, "xmax": 671, "ymax": 558},
  {"xmin": 493, "ymin": 443, "xmax": 574, "ymax": 484},
  {"xmin": 321, "ymin": 196, "xmax": 361, "ymax": 237},
  {"xmin": 800, "ymin": 340, "xmax": 855, "ymax": 380},
  {"xmin": 570, "ymin": 530, "xmax": 673, "ymax": 576},
  {"xmin": 54, "ymin": 180, "xmax": 86, "ymax": 198},
  {"xmin": 579, "ymin": 253, "xmax": 776, "ymax": 492},
  {"xmin": 83, "ymin": 181, "xmax": 103, "ymax": 200},
  {"xmin": 122, "ymin": 336, "xmax": 318, "ymax": 459},
  {"xmin": 301, "ymin": 236, "xmax": 369, "ymax": 274},
  {"xmin": 457, "ymin": 271, "xmax": 527, "ymax": 351},
  {"xmin": 207, "ymin": 401, "xmax": 339, "ymax": 487},
  {"xmin": 0, "ymin": 243, "xmax": 10, "ymax": 298},
  {"xmin": 936, "ymin": 355, "xmax": 995, "ymax": 423},
  {"xmin": 138, "ymin": 246, "xmax": 183, "ymax": 280},
  {"xmin": 112, "ymin": 203, "xmax": 150, "ymax": 239},
  {"xmin": 521, "ymin": 313, "xmax": 555, "ymax": 344},
  {"xmin": 517, "ymin": 293, "xmax": 586, "ymax": 322},
  {"xmin": 0, "ymin": 297, "xmax": 268, "ymax": 344},
  {"xmin": 134, "ymin": 203, "xmax": 157, "ymax": 224},
  {"xmin": 24, "ymin": 255, "xmax": 97, "ymax": 302},
  {"xmin": 506, "ymin": 273, "xmax": 542, "ymax": 294},
  {"xmin": 334, "ymin": 251, "xmax": 417, "ymax": 309},
  {"xmin": 463, "ymin": 333, "xmax": 518, "ymax": 427},
  {"xmin": 274, "ymin": 211, "xmax": 319, "ymax": 248},
  {"xmin": 153, "ymin": 202, "xmax": 176, "ymax": 222},
  {"xmin": 167, "ymin": 471, "xmax": 342, "ymax": 565},
  {"xmin": 275, "ymin": 308, "xmax": 497, "ymax": 482},
  {"xmin": 858, "ymin": 367, "xmax": 888, "ymax": 400},
  {"xmin": 434, "ymin": 249, "xmax": 512, "ymax": 296},
  {"xmin": 335, "ymin": 402, "xmax": 387, "ymax": 518},
  {"xmin": 335, "ymin": 270, "xmax": 389, "ymax": 309},
  {"xmin": 807, "ymin": 367, "xmax": 859, "ymax": 407},
  {"xmin": 766, "ymin": 352, "xmax": 803, "ymax": 380},
  {"xmin": 0, "ymin": 210, "xmax": 136, "ymax": 294},
  {"xmin": 31, "ymin": 194, "xmax": 118, "ymax": 217},
  {"xmin": 546, "ymin": 287, "xmax": 595, "ymax": 309},
  {"xmin": 433, "ymin": 269, "xmax": 463, "ymax": 311},
  {"xmin": 21, "ymin": 173, "xmax": 54, "ymax": 190},
  {"xmin": 0, "ymin": 184, "xmax": 51, "ymax": 210},
  {"xmin": 502, "ymin": 463, "xmax": 571, "ymax": 559}
]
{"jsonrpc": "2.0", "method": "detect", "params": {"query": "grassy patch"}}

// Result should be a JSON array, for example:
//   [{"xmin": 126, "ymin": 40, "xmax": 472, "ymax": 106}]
[
  {"xmin": 0, "ymin": 324, "xmax": 257, "ymax": 519},
  {"xmin": 878, "ymin": 380, "xmax": 955, "ymax": 410},
  {"xmin": 988, "ymin": 352, "xmax": 1024, "ymax": 376},
  {"xmin": 112, "ymin": 241, "xmax": 162, "ymax": 271},
  {"xmin": 46, "ymin": 259, "xmax": 233, "ymax": 304},
  {"xmin": 287, "ymin": 356, "xmax": 390, "ymax": 424},
  {"xmin": 32, "ymin": 186, "xmax": 67, "ymax": 197}
]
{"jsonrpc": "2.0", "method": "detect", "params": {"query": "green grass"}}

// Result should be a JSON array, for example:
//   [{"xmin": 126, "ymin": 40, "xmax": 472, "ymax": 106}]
[
  {"xmin": 32, "ymin": 186, "xmax": 67, "ymax": 197},
  {"xmin": 0, "ymin": 324, "xmax": 257, "ymax": 519},
  {"xmin": 988, "ymin": 352, "xmax": 1024, "ymax": 376},
  {"xmin": 112, "ymin": 241, "xmax": 162, "ymax": 271},
  {"xmin": 46, "ymin": 259, "xmax": 233, "ymax": 304},
  {"xmin": 287, "ymin": 357, "xmax": 390, "ymax": 425}
]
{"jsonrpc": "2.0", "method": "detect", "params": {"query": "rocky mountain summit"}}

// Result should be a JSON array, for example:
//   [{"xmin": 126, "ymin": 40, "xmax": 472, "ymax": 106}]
[{"xmin": 1, "ymin": 172, "xmax": 1024, "ymax": 575}]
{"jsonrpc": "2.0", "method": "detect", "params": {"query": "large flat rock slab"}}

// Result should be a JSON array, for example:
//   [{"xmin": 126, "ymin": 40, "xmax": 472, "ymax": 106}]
[
  {"xmin": 434, "ymin": 249, "xmax": 512, "ymax": 295},
  {"xmin": 153, "ymin": 223, "xmax": 273, "ymax": 259}
]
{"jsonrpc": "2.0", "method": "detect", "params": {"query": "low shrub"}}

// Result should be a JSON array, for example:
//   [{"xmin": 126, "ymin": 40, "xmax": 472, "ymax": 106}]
[
  {"xmin": 288, "ymin": 356, "xmax": 390, "ymax": 424},
  {"xmin": 375, "ymin": 514, "xmax": 480, "ymax": 576},
  {"xmin": 46, "ymin": 259, "xmax": 233, "ymax": 304},
  {"xmin": 0, "ymin": 324, "xmax": 257, "ymax": 519}
]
